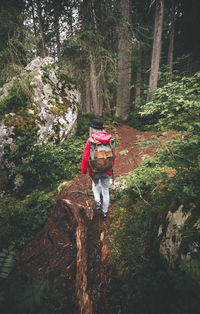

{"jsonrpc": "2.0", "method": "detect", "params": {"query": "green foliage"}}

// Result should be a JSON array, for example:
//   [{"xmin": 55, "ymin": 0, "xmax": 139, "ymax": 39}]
[
  {"xmin": 110, "ymin": 198, "xmax": 153, "ymax": 275},
  {"xmin": 180, "ymin": 258, "xmax": 200, "ymax": 280},
  {"xmin": 0, "ymin": 127, "xmax": 86, "ymax": 251},
  {"xmin": 76, "ymin": 111, "xmax": 95, "ymax": 136},
  {"xmin": 139, "ymin": 72, "xmax": 200, "ymax": 134},
  {"xmin": 0, "ymin": 276, "xmax": 76, "ymax": 314},
  {"xmin": 0, "ymin": 77, "xmax": 33, "ymax": 115},
  {"xmin": 0, "ymin": 278, "xmax": 52, "ymax": 314},
  {"xmin": 60, "ymin": 30, "xmax": 118, "ymax": 109},
  {"xmin": 111, "ymin": 132, "xmax": 200, "ymax": 264},
  {"xmin": 0, "ymin": 190, "xmax": 53, "ymax": 250},
  {"xmin": 0, "ymin": 64, "xmax": 24, "ymax": 88},
  {"xmin": 0, "ymin": 7, "xmax": 34, "ymax": 86},
  {"xmin": 2, "ymin": 130, "xmax": 85, "ymax": 194},
  {"xmin": 110, "ymin": 131, "xmax": 200, "ymax": 313},
  {"xmin": 123, "ymin": 268, "xmax": 200, "ymax": 314},
  {"xmin": 0, "ymin": 245, "xmax": 15, "ymax": 279},
  {"xmin": 60, "ymin": 135, "xmax": 86, "ymax": 166}
]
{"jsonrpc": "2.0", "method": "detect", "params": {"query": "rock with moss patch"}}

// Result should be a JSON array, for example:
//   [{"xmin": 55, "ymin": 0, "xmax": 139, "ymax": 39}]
[
  {"xmin": 158, "ymin": 204, "xmax": 200, "ymax": 268},
  {"xmin": 0, "ymin": 56, "xmax": 80, "ymax": 160}
]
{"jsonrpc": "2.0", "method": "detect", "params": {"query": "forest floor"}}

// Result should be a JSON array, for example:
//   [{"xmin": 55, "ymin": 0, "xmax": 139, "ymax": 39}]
[{"xmin": 15, "ymin": 124, "xmax": 172, "ymax": 313}]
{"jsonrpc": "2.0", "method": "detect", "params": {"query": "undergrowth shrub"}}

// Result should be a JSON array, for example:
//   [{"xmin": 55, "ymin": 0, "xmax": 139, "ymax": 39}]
[
  {"xmin": 110, "ymin": 72, "xmax": 200, "ymax": 312},
  {"xmin": 123, "ymin": 268, "xmax": 200, "ymax": 314},
  {"xmin": 0, "ymin": 276, "xmax": 76, "ymax": 314},
  {"xmin": 76, "ymin": 111, "xmax": 95, "ymax": 136},
  {"xmin": 0, "ymin": 190, "xmax": 53, "ymax": 250},
  {"xmin": 0, "ymin": 245, "xmax": 15, "ymax": 279},
  {"xmin": 2, "ymin": 130, "xmax": 86, "ymax": 194},
  {"xmin": 139, "ymin": 72, "xmax": 200, "ymax": 134},
  {"xmin": 0, "ymin": 77, "xmax": 33, "ymax": 115},
  {"xmin": 110, "ymin": 131, "xmax": 200, "ymax": 313}
]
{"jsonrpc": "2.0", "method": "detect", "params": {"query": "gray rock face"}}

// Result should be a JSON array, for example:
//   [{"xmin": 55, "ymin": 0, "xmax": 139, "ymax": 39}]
[
  {"xmin": 159, "ymin": 205, "xmax": 191, "ymax": 267},
  {"xmin": 0, "ymin": 121, "xmax": 14, "ymax": 161},
  {"xmin": 0, "ymin": 56, "xmax": 81, "ymax": 160},
  {"xmin": 158, "ymin": 204, "xmax": 200, "ymax": 268}
]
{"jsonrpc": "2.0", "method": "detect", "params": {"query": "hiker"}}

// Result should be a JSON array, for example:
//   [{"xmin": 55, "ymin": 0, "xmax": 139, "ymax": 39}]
[{"xmin": 81, "ymin": 118, "xmax": 115, "ymax": 219}]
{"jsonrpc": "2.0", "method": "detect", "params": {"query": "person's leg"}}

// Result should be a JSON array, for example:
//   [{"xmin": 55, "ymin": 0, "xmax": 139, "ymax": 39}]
[
  {"xmin": 100, "ymin": 173, "xmax": 110, "ymax": 215},
  {"xmin": 92, "ymin": 174, "xmax": 101, "ymax": 209}
]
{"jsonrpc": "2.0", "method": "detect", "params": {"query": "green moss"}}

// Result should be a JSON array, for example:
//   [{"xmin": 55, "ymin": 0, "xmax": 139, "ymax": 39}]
[
  {"xmin": 4, "ymin": 106, "xmax": 39, "ymax": 134},
  {"xmin": 50, "ymin": 100, "xmax": 73, "ymax": 116},
  {"xmin": 0, "ymin": 76, "xmax": 34, "ymax": 116}
]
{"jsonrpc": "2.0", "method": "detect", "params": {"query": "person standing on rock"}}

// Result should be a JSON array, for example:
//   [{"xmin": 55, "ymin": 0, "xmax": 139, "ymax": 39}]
[{"xmin": 81, "ymin": 119, "xmax": 115, "ymax": 219}]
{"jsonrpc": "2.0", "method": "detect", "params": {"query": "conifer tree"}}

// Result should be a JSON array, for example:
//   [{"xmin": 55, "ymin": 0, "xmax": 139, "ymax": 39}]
[
  {"xmin": 148, "ymin": 0, "xmax": 165, "ymax": 97},
  {"xmin": 115, "ymin": 0, "xmax": 131, "ymax": 120}
]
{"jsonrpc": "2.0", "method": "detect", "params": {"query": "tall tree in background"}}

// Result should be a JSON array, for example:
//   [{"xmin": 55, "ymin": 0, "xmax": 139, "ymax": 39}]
[
  {"xmin": 52, "ymin": 2, "xmax": 61, "ymax": 57},
  {"xmin": 167, "ymin": 1, "xmax": 176, "ymax": 75},
  {"xmin": 130, "ymin": 0, "xmax": 153, "ymax": 107},
  {"xmin": 78, "ymin": 0, "xmax": 101, "ymax": 116},
  {"xmin": 77, "ymin": 0, "xmax": 115, "ymax": 116},
  {"xmin": 0, "ymin": 0, "xmax": 27, "ymax": 85},
  {"xmin": 2, "ymin": 0, "xmax": 200, "ymax": 112},
  {"xmin": 135, "ymin": 41, "xmax": 142, "ymax": 107},
  {"xmin": 148, "ymin": 0, "xmax": 164, "ymax": 96},
  {"xmin": 35, "ymin": 0, "xmax": 47, "ymax": 57},
  {"xmin": 115, "ymin": 0, "xmax": 131, "ymax": 120}
]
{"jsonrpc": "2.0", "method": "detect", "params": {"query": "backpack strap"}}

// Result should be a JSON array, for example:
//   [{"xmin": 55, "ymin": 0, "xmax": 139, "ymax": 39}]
[{"xmin": 93, "ymin": 138, "xmax": 99, "ymax": 152}]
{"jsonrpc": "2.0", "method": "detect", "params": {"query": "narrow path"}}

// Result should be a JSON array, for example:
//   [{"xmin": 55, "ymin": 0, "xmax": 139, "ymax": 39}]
[{"xmin": 16, "ymin": 124, "xmax": 161, "ymax": 313}]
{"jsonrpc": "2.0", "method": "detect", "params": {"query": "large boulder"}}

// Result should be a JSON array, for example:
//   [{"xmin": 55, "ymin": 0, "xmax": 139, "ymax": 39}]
[
  {"xmin": 0, "ymin": 56, "xmax": 81, "ymax": 161},
  {"xmin": 158, "ymin": 204, "xmax": 199, "ymax": 268}
]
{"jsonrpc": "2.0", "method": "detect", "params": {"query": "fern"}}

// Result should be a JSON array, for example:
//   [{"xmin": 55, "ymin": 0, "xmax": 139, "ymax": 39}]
[
  {"xmin": 0, "ymin": 245, "xmax": 15, "ymax": 279},
  {"xmin": 180, "ymin": 258, "xmax": 200, "ymax": 279}
]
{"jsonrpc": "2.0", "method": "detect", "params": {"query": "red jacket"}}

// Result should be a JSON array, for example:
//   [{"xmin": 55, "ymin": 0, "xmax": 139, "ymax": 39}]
[{"xmin": 81, "ymin": 131, "xmax": 115, "ymax": 176}]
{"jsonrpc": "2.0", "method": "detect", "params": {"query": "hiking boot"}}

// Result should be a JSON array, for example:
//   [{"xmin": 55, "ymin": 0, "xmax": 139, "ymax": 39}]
[
  {"xmin": 102, "ymin": 212, "xmax": 107, "ymax": 220},
  {"xmin": 94, "ymin": 201, "xmax": 101, "ymax": 210}
]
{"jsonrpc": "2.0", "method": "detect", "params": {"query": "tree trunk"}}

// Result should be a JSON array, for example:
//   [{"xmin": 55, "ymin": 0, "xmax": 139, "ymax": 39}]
[
  {"xmin": 167, "ymin": 3, "xmax": 176, "ymax": 76},
  {"xmin": 30, "ymin": 0, "xmax": 37, "ymax": 37},
  {"xmin": 135, "ymin": 41, "xmax": 142, "ymax": 107},
  {"xmin": 98, "ymin": 80, "xmax": 104, "ymax": 117},
  {"xmin": 115, "ymin": 0, "xmax": 131, "ymax": 120},
  {"xmin": 102, "ymin": 73, "xmax": 111, "ymax": 117},
  {"xmin": 90, "ymin": 59, "xmax": 99, "ymax": 116},
  {"xmin": 84, "ymin": 75, "xmax": 91, "ymax": 113},
  {"xmin": 36, "ymin": 0, "xmax": 47, "ymax": 58},
  {"xmin": 148, "ymin": 0, "xmax": 164, "ymax": 97},
  {"xmin": 54, "ymin": 9, "xmax": 60, "ymax": 58}
]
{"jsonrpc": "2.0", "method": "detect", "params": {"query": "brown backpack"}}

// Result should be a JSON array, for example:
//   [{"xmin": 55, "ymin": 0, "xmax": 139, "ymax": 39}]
[{"xmin": 88, "ymin": 137, "xmax": 116, "ymax": 173}]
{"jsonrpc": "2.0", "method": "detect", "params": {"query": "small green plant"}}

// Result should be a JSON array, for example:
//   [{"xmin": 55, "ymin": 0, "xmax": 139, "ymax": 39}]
[
  {"xmin": 76, "ymin": 111, "xmax": 95, "ymax": 136},
  {"xmin": 0, "ymin": 190, "xmax": 53, "ymax": 250},
  {"xmin": 180, "ymin": 258, "xmax": 200, "ymax": 280},
  {"xmin": 2, "ymin": 130, "xmax": 86, "ymax": 194},
  {"xmin": 0, "ymin": 78, "xmax": 33, "ymax": 115},
  {"xmin": 0, "ymin": 245, "xmax": 15, "ymax": 279},
  {"xmin": 0, "ymin": 276, "xmax": 76, "ymax": 314},
  {"xmin": 139, "ymin": 72, "xmax": 200, "ymax": 134}
]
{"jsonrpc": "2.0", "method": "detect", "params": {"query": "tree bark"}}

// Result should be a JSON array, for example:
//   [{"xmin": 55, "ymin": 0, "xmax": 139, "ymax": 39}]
[
  {"xmin": 54, "ymin": 9, "xmax": 60, "ymax": 58},
  {"xmin": 135, "ymin": 41, "xmax": 142, "ymax": 107},
  {"xmin": 102, "ymin": 73, "xmax": 111, "ymax": 117},
  {"xmin": 30, "ymin": 0, "xmax": 37, "ymax": 37},
  {"xmin": 98, "ymin": 80, "xmax": 104, "ymax": 117},
  {"xmin": 36, "ymin": 0, "xmax": 47, "ymax": 58},
  {"xmin": 84, "ymin": 75, "xmax": 91, "ymax": 113},
  {"xmin": 167, "ymin": 3, "xmax": 176, "ymax": 76},
  {"xmin": 89, "ymin": 58, "xmax": 99, "ymax": 116},
  {"xmin": 148, "ymin": 0, "xmax": 164, "ymax": 97},
  {"xmin": 115, "ymin": 0, "xmax": 131, "ymax": 120}
]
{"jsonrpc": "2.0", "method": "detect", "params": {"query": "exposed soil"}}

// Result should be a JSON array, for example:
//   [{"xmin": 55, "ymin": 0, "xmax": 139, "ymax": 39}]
[{"xmin": 15, "ymin": 124, "xmax": 170, "ymax": 313}]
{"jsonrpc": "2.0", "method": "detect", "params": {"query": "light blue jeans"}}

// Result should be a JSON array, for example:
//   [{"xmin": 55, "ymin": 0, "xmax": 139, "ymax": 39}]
[{"xmin": 92, "ymin": 173, "xmax": 110, "ymax": 214}]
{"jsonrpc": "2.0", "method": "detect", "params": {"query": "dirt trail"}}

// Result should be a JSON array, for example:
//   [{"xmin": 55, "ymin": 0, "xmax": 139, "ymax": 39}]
[{"xmin": 16, "ymin": 124, "xmax": 160, "ymax": 313}]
